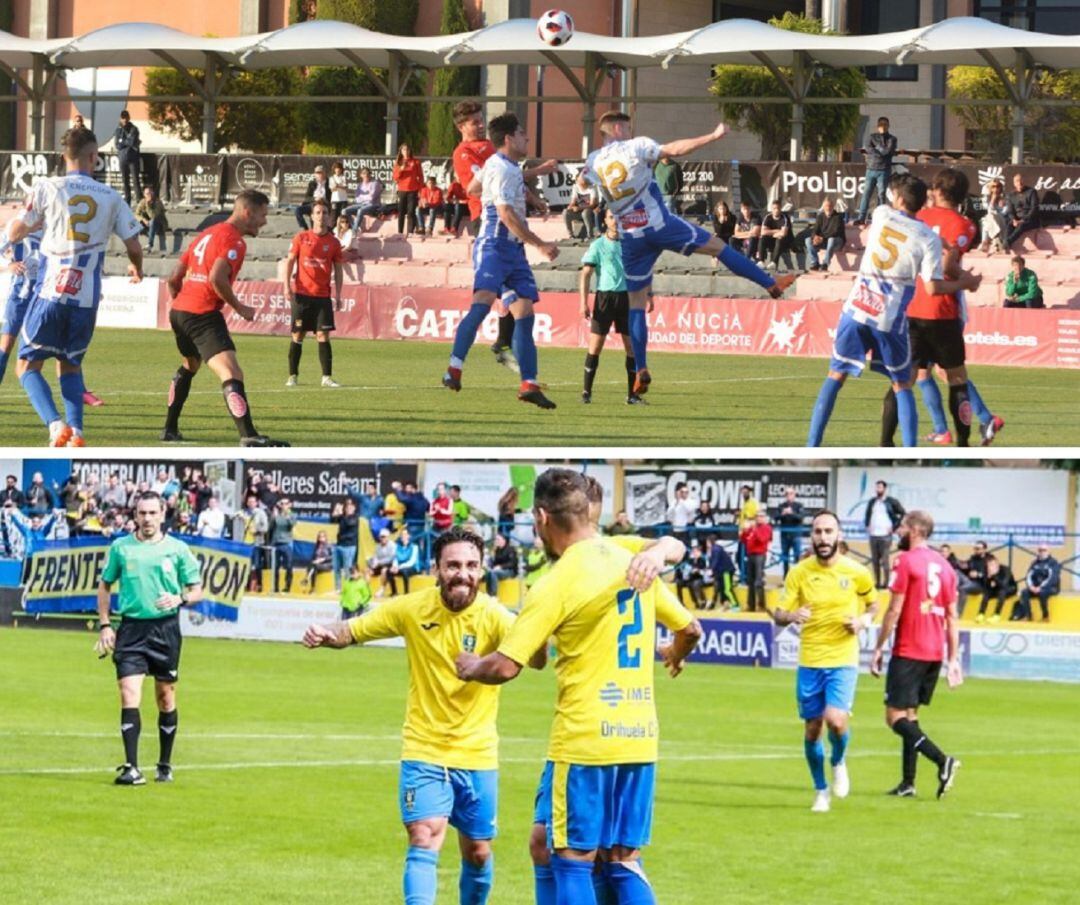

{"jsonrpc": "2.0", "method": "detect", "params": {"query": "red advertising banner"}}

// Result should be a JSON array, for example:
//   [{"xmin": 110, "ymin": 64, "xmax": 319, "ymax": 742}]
[{"xmin": 156, "ymin": 281, "xmax": 1080, "ymax": 370}]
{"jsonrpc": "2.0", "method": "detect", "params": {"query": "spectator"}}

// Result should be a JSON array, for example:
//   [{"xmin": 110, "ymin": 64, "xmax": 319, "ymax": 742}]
[
  {"xmin": 775, "ymin": 487, "xmax": 805, "ymax": 576},
  {"xmin": 959, "ymin": 540, "xmax": 990, "ymax": 615},
  {"xmin": 339, "ymin": 564, "xmax": 373, "ymax": 620},
  {"xmin": 675, "ymin": 541, "xmax": 708, "ymax": 609},
  {"xmin": 235, "ymin": 492, "xmax": 270, "ymax": 592},
  {"xmin": 692, "ymin": 500, "xmax": 720, "ymax": 538},
  {"xmin": 732, "ymin": 201, "xmax": 761, "ymax": 259},
  {"xmin": 979, "ymin": 179, "xmax": 1009, "ymax": 254},
  {"xmin": 855, "ymin": 116, "xmax": 898, "ymax": 225},
  {"xmin": 939, "ymin": 543, "xmax": 979, "ymax": 617},
  {"xmin": 112, "ymin": 109, "xmax": 141, "ymax": 205},
  {"xmin": 707, "ymin": 537, "xmax": 739, "ymax": 611},
  {"xmin": 353, "ymin": 483, "xmax": 384, "ymax": 532},
  {"xmin": 388, "ymin": 526, "xmax": 420, "ymax": 595},
  {"xmin": 418, "ymin": 175, "xmax": 445, "ymax": 238},
  {"xmin": 864, "ymin": 480, "xmax": 904, "ymax": 589},
  {"xmin": 397, "ymin": 480, "xmax": 430, "ymax": 536},
  {"xmin": 196, "ymin": 497, "xmax": 225, "ymax": 539},
  {"xmin": 7, "ymin": 506, "xmax": 64, "ymax": 560},
  {"xmin": 523, "ymin": 535, "xmax": 549, "ymax": 588},
  {"xmin": 1003, "ymin": 255, "xmax": 1044, "ymax": 309},
  {"xmin": 429, "ymin": 484, "xmax": 454, "ymax": 534},
  {"xmin": 134, "ymin": 186, "xmax": 168, "ymax": 253},
  {"xmin": 975, "ymin": 554, "xmax": 1016, "ymax": 624},
  {"xmin": 25, "ymin": 472, "xmax": 53, "ymax": 517},
  {"xmin": 151, "ymin": 468, "xmax": 180, "ymax": 498},
  {"xmin": 736, "ymin": 484, "xmax": 759, "ymax": 584},
  {"xmin": 666, "ymin": 481, "xmax": 698, "ymax": 546},
  {"xmin": 564, "ymin": 182, "xmax": 601, "ymax": 240},
  {"xmin": 449, "ymin": 485, "xmax": 473, "ymax": 526},
  {"xmin": 382, "ymin": 481, "xmax": 406, "ymax": 532},
  {"xmin": 804, "ymin": 198, "xmax": 845, "ymax": 271},
  {"xmin": 367, "ymin": 527, "xmax": 397, "ymax": 596},
  {"xmin": 711, "ymin": 200, "xmax": 736, "ymax": 242},
  {"xmin": 330, "ymin": 497, "xmax": 359, "ymax": 590},
  {"xmin": 100, "ymin": 473, "xmax": 127, "ymax": 512},
  {"xmin": 1005, "ymin": 172, "xmax": 1040, "ymax": 248},
  {"xmin": 497, "ymin": 486, "xmax": 519, "ymax": 538},
  {"xmin": 306, "ymin": 530, "xmax": 334, "ymax": 592},
  {"xmin": 485, "ymin": 532, "xmax": 519, "ymax": 596},
  {"xmin": 1015, "ymin": 544, "xmax": 1060, "ymax": 622},
  {"xmin": 346, "ymin": 167, "xmax": 384, "ymax": 233},
  {"xmin": 269, "ymin": 498, "xmax": 297, "ymax": 593},
  {"xmin": 191, "ymin": 472, "xmax": 213, "ymax": 514},
  {"xmin": 392, "ymin": 144, "xmax": 423, "ymax": 237},
  {"xmin": 328, "ymin": 161, "xmax": 350, "ymax": 222},
  {"xmin": 759, "ymin": 200, "xmax": 794, "ymax": 271},
  {"xmin": 654, "ymin": 154, "xmax": 684, "ymax": 213},
  {"xmin": 296, "ymin": 164, "xmax": 331, "ymax": 230},
  {"xmin": 444, "ymin": 180, "xmax": 469, "ymax": 235},
  {"xmin": 2, "ymin": 475, "xmax": 24, "ymax": 509},
  {"xmin": 607, "ymin": 510, "xmax": 635, "ymax": 536},
  {"xmin": 740, "ymin": 511, "xmax": 773, "ymax": 613},
  {"xmin": 334, "ymin": 213, "xmax": 354, "ymax": 250}
]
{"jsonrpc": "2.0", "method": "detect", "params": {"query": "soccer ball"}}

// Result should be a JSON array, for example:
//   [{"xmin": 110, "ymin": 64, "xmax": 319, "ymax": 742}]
[{"xmin": 537, "ymin": 9, "xmax": 574, "ymax": 46}]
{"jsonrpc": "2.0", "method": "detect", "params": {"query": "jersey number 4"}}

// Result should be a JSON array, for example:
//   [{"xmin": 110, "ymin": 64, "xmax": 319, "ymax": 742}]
[
  {"xmin": 616, "ymin": 588, "xmax": 643, "ymax": 669},
  {"xmin": 191, "ymin": 233, "xmax": 213, "ymax": 265}
]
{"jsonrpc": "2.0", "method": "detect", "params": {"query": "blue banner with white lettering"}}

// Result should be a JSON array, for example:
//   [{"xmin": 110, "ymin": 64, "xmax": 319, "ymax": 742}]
[{"xmin": 658, "ymin": 617, "xmax": 773, "ymax": 667}]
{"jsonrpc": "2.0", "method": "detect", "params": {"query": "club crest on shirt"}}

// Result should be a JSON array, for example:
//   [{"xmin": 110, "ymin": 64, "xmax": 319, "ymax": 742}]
[
  {"xmin": 839, "ymin": 577, "xmax": 850, "ymax": 589},
  {"xmin": 462, "ymin": 634, "xmax": 477, "ymax": 653},
  {"xmin": 162, "ymin": 559, "xmax": 175, "ymax": 573}
]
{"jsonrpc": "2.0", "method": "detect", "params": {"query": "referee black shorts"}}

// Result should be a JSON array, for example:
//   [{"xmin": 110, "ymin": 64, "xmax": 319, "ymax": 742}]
[
  {"xmin": 113, "ymin": 614, "xmax": 183, "ymax": 683},
  {"xmin": 884, "ymin": 654, "xmax": 941, "ymax": 709},
  {"xmin": 590, "ymin": 290, "xmax": 630, "ymax": 336},
  {"xmin": 909, "ymin": 317, "xmax": 966, "ymax": 371},
  {"xmin": 170, "ymin": 308, "xmax": 236, "ymax": 363},
  {"xmin": 291, "ymin": 293, "xmax": 336, "ymax": 334}
]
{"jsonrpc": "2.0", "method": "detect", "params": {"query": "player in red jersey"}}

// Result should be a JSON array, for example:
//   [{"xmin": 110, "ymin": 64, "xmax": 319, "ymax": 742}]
[
  {"xmin": 284, "ymin": 198, "xmax": 343, "ymax": 388},
  {"xmin": 161, "ymin": 189, "xmax": 288, "ymax": 447},
  {"xmin": 882, "ymin": 168, "xmax": 1004, "ymax": 447},
  {"xmin": 452, "ymin": 101, "xmax": 557, "ymax": 375},
  {"xmin": 871, "ymin": 510, "xmax": 962, "ymax": 800}
]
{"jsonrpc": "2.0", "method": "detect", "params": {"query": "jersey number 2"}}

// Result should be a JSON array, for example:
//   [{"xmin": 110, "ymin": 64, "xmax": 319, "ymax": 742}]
[
  {"xmin": 617, "ymin": 588, "xmax": 643, "ymax": 669},
  {"xmin": 599, "ymin": 162, "xmax": 634, "ymax": 201},
  {"xmin": 66, "ymin": 195, "xmax": 98, "ymax": 242}
]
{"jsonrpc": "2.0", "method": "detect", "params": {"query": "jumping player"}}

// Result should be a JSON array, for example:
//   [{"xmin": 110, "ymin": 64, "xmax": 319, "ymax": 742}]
[
  {"xmin": 807, "ymin": 174, "xmax": 981, "ymax": 447},
  {"xmin": 6, "ymin": 126, "xmax": 142, "ymax": 446},
  {"xmin": 443, "ymin": 112, "xmax": 560, "ymax": 409},
  {"xmin": 579, "ymin": 111, "xmax": 793, "ymax": 396},
  {"xmin": 162, "ymin": 189, "xmax": 288, "ymax": 447}
]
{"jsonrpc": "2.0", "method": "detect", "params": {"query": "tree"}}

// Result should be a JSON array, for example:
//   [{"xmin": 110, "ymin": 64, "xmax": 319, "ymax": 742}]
[
  {"xmin": 708, "ymin": 12, "xmax": 867, "ymax": 161},
  {"xmin": 427, "ymin": 0, "xmax": 480, "ymax": 155},
  {"xmin": 145, "ymin": 67, "xmax": 304, "ymax": 153},
  {"xmin": 947, "ymin": 65, "xmax": 1080, "ymax": 163}
]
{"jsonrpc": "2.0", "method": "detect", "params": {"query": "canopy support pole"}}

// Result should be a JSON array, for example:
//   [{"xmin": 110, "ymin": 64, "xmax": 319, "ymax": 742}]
[
  {"xmin": 29, "ymin": 57, "xmax": 45, "ymax": 151},
  {"xmin": 384, "ymin": 53, "xmax": 405, "ymax": 157},
  {"xmin": 202, "ymin": 56, "xmax": 220, "ymax": 153}
]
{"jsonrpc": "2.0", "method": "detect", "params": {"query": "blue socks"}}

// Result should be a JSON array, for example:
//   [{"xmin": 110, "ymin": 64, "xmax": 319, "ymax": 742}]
[
  {"xmin": 403, "ymin": 846, "xmax": 439, "ymax": 905},
  {"xmin": 604, "ymin": 861, "xmax": 655, "ymax": 905},
  {"xmin": 967, "ymin": 379, "xmax": 992, "ymax": 423},
  {"xmin": 628, "ymin": 308, "xmax": 648, "ymax": 370},
  {"xmin": 896, "ymin": 387, "xmax": 918, "ymax": 447},
  {"xmin": 512, "ymin": 314, "xmax": 538, "ymax": 383},
  {"xmin": 450, "ymin": 302, "xmax": 490, "ymax": 365},
  {"xmin": 535, "ymin": 864, "xmax": 557, "ymax": 905},
  {"xmin": 804, "ymin": 737, "xmax": 827, "ymax": 791},
  {"xmin": 828, "ymin": 728, "xmax": 850, "ymax": 766},
  {"xmin": 551, "ymin": 855, "xmax": 597, "ymax": 905},
  {"xmin": 0, "ymin": 347, "xmax": 8, "ymax": 384},
  {"xmin": 593, "ymin": 864, "xmax": 617, "ymax": 905},
  {"xmin": 917, "ymin": 376, "xmax": 948, "ymax": 434},
  {"xmin": 20, "ymin": 368, "xmax": 59, "ymax": 426},
  {"xmin": 718, "ymin": 244, "xmax": 776, "ymax": 290},
  {"xmin": 459, "ymin": 856, "xmax": 494, "ymax": 905},
  {"xmin": 58, "ymin": 370, "xmax": 85, "ymax": 432},
  {"xmin": 807, "ymin": 376, "xmax": 842, "ymax": 446}
]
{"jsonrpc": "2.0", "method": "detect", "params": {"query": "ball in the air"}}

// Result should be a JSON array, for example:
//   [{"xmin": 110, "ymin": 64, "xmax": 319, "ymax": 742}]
[{"xmin": 537, "ymin": 9, "xmax": 575, "ymax": 46}]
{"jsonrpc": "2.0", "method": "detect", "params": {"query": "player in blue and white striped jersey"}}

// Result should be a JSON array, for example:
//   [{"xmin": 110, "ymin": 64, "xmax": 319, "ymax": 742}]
[{"xmin": 0, "ymin": 224, "xmax": 42, "ymax": 386}]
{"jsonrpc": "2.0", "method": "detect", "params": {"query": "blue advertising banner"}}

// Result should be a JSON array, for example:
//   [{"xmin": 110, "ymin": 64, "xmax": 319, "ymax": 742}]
[{"xmin": 659, "ymin": 617, "xmax": 773, "ymax": 667}]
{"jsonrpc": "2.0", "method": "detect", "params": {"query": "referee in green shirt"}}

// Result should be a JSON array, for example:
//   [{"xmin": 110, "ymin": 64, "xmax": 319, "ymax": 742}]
[{"xmin": 95, "ymin": 492, "xmax": 202, "ymax": 786}]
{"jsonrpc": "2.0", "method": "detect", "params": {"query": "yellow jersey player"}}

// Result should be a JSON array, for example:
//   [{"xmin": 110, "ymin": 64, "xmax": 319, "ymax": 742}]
[
  {"xmin": 302, "ymin": 526, "xmax": 541, "ymax": 905},
  {"xmin": 768, "ymin": 510, "xmax": 876, "ymax": 812},
  {"xmin": 456, "ymin": 469, "xmax": 702, "ymax": 905}
]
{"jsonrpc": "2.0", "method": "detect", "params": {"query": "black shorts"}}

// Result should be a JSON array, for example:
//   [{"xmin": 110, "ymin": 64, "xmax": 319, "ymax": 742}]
[
  {"xmin": 113, "ymin": 615, "xmax": 182, "ymax": 683},
  {"xmin": 590, "ymin": 291, "xmax": 630, "ymax": 336},
  {"xmin": 170, "ymin": 308, "xmax": 236, "ymax": 362},
  {"xmin": 884, "ymin": 654, "xmax": 941, "ymax": 709},
  {"xmin": 291, "ymin": 294, "xmax": 336, "ymax": 333},
  {"xmin": 909, "ymin": 317, "xmax": 966, "ymax": 371},
  {"xmin": 466, "ymin": 217, "xmax": 481, "ymax": 238}
]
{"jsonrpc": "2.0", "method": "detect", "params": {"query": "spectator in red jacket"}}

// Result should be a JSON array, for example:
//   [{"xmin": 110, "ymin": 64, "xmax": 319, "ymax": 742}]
[
  {"xmin": 418, "ymin": 176, "xmax": 445, "ymax": 238},
  {"xmin": 740, "ymin": 511, "xmax": 773, "ymax": 612},
  {"xmin": 429, "ymin": 483, "xmax": 454, "ymax": 534},
  {"xmin": 392, "ymin": 144, "xmax": 424, "ymax": 238}
]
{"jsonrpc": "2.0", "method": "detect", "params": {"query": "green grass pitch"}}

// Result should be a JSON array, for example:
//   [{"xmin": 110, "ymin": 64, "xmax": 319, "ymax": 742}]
[
  {"xmin": 2, "ymin": 627, "xmax": 1078, "ymax": 903},
  {"xmin": 1, "ymin": 328, "xmax": 1077, "ymax": 446}
]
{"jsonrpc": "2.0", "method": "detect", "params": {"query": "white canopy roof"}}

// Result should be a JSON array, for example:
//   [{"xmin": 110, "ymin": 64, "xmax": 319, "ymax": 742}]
[
  {"xmin": 882, "ymin": 16, "xmax": 1080, "ymax": 70},
  {"xmin": 47, "ymin": 22, "xmax": 251, "ymax": 69}
]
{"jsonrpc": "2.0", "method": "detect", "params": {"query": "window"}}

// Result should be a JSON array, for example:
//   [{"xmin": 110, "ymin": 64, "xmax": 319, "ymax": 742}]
[
  {"xmin": 976, "ymin": 0, "xmax": 1080, "ymax": 35},
  {"xmin": 712, "ymin": 0, "xmax": 802, "ymax": 24},
  {"xmin": 855, "ymin": 0, "xmax": 920, "ymax": 82}
]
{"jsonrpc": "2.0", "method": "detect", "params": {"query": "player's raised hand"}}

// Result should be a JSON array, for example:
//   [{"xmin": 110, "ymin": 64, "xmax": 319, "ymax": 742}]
[
  {"xmin": 539, "ymin": 241, "xmax": 559, "ymax": 262},
  {"xmin": 711, "ymin": 123, "xmax": 729, "ymax": 141},
  {"xmin": 626, "ymin": 552, "xmax": 662, "ymax": 592},
  {"xmin": 455, "ymin": 651, "xmax": 481, "ymax": 680},
  {"xmin": 869, "ymin": 648, "xmax": 884, "ymax": 677},
  {"xmin": 302, "ymin": 623, "xmax": 337, "ymax": 648}
]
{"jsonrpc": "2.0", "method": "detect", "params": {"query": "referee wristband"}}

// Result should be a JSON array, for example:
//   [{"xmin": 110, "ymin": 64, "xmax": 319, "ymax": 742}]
[{"xmin": 97, "ymin": 620, "xmax": 112, "ymax": 630}]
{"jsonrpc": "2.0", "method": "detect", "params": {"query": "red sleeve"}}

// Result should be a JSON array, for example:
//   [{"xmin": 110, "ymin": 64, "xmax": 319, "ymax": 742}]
[
  {"xmin": 330, "ymin": 237, "xmax": 342, "ymax": 263},
  {"xmin": 289, "ymin": 233, "xmax": 301, "ymax": 256},
  {"xmin": 888, "ymin": 552, "xmax": 908, "ymax": 595},
  {"xmin": 228, "ymin": 238, "xmax": 246, "ymax": 275}
]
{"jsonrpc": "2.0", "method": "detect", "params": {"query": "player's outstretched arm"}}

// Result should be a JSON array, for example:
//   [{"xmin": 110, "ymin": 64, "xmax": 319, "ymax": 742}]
[
  {"xmin": 659, "ymin": 123, "xmax": 728, "ymax": 159},
  {"xmin": 122, "ymin": 236, "xmax": 144, "ymax": 283},
  {"xmin": 455, "ymin": 650, "xmax": 523, "ymax": 685},
  {"xmin": 658, "ymin": 619, "xmax": 703, "ymax": 678},
  {"xmin": 496, "ymin": 204, "xmax": 558, "ymax": 261},
  {"xmin": 302, "ymin": 621, "xmax": 355, "ymax": 649},
  {"xmin": 209, "ymin": 258, "xmax": 256, "ymax": 321},
  {"xmin": 625, "ymin": 536, "xmax": 686, "ymax": 592},
  {"xmin": 870, "ymin": 593, "xmax": 904, "ymax": 677},
  {"xmin": 522, "ymin": 159, "xmax": 559, "ymax": 180}
]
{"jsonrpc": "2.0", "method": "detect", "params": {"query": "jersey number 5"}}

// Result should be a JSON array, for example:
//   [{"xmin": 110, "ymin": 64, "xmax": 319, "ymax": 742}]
[
  {"xmin": 66, "ymin": 194, "xmax": 98, "ymax": 242},
  {"xmin": 871, "ymin": 225, "xmax": 908, "ymax": 270},
  {"xmin": 616, "ymin": 588, "xmax": 643, "ymax": 669}
]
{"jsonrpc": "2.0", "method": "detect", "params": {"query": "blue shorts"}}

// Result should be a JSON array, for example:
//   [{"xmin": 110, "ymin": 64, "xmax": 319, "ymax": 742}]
[
  {"xmin": 796, "ymin": 666, "xmax": 858, "ymax": 720},
  {"xmin": 472, "ymin": 239, "xmax": 539, "ymax": 301},
  {"xmin": 1, "ymin": 286, "xmax": 33, "ymax": 339},
  {"xmin": 534, "ymin": 760, "xmax": 655, "ymax": 851},
  {"xmin": 398, "ymin": 760, "xmax": 498, "ymax": 841},
  {"xmin": 18, "ymin": 299, "xmax": 97, "ymax": 365},
  {"xmin": 830, "ymin": 313, "xmax": 912, "ymax": 385},
  {"xmin": 622, "ymin": 215, "xmax": 713, "ymax": 292}
]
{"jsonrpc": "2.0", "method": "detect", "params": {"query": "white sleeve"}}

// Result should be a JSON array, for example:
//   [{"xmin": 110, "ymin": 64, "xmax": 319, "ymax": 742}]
[
  {"xmin": 919, "ymin": 230, "xmax": 944, "ymax": 283},
  {"xmin": 111, "ymin": 196, "xmax": 143, "ymax": 242},
  {"xmin": 633, "ymin": 137, "xmax": 662, "ymax": 166},
  {"xmin": 490, "ymin": 163, "xmax": 520, "ymax": 207},
  {"xmin": 17, "ymin": 182, "xmax": 47, "ymax": 230},
  {"xmin": 580, "ymin": 152, "xmax": 600, "ymax": 185}
]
